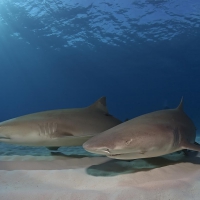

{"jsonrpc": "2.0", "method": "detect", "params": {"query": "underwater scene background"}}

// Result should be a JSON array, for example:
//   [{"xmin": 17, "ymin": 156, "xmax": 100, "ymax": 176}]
[{"xmin": 0, "ymin": 0, "xmax": 200, "ymax": 155}]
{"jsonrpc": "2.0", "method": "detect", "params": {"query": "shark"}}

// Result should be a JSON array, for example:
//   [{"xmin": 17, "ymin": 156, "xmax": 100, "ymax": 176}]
[
  {"xmin": 0, "ymin": 97, "xmax": 121, "ymax": 150},
  {"xmin": 83, "ymin": 98, "xmax": 200, "ymax": 160}
]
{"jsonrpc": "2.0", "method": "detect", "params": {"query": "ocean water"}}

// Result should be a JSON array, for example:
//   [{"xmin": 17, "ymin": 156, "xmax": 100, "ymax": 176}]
[{"xmin": 0, "ymin": 0, "xmax": 200, "ymax": 156}]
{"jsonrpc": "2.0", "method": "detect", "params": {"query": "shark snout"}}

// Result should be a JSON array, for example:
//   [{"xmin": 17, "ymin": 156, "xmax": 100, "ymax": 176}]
[
  {"xmin": 83, "ymin": 141, "xmax": 111, "ymax": 155},
  {"xmin": 83, "ymin": 143, "xmax": 126, "ymax": 157},
  {"xmin": 83, "ymin": 136, "xmax": 129, "ymax": 156},
  {"xmin": 0, "ymin": 126, "xmax": 11, "ymax": 140},
  {"xmin": 83, "ymin": 138, "xmax": 135, "ymax": 157},
  {"xmin": 0, "ymin": 135, "xmax": 11, "ymax": 140}
]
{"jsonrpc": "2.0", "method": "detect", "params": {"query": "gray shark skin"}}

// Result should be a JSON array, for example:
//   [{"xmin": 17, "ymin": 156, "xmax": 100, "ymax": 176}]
[
  {"xmin": 83, "ymin": 98, "xmax": 200, "ymax": 160},
  {"xmin": 0, "ymin": 97, "xmax": 121, "ymax": 147}
]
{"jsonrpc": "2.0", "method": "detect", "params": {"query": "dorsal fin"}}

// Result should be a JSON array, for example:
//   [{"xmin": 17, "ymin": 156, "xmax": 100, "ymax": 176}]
[
  {"xmin": 88, "ymin": 97, "xmax": 108, "ymax": 113},
  {"xmin": 176, "ymin": 97, "xmax": 184, "ymax": 111}
]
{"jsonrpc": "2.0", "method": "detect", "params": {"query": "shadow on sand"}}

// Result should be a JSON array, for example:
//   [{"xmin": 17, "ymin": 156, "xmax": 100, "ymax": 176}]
[
  {"xmin": 50, "ymin": 151, "xmax": 91, "ymax": 158},
  {"xmin": 86, "ymin": 151, "xmax": 200, "ymax": 177}
]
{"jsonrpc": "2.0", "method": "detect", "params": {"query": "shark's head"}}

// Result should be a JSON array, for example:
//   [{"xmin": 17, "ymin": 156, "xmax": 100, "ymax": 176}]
[
  {"xmin": 83, "ymin": 125, "xmax": 142, "ymax": 160},
  {"xmin": 0, "ymin": 119, "xmax": 41, "ymax": 145}
]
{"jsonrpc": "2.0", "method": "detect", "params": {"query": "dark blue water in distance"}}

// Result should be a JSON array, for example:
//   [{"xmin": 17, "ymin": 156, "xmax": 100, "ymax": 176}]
[{"xmin": 0, "ymin": 0, "xmax": 200, "ymax": 132}]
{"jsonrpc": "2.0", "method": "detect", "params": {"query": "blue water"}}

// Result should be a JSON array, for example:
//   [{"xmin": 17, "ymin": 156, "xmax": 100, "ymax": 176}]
[{"xmin": 0, "ymin": 0, "xmax": 200, "ymax": 155}]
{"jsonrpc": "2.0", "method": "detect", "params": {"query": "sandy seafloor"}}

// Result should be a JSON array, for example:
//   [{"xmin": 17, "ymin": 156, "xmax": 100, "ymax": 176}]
[{"xmin": 0, "ymin": 136, "xmax": 200, "ymax": 200}]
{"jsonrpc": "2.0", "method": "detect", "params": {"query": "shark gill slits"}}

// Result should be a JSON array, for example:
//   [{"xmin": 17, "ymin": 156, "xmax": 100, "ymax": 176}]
[{"xmin": 172, "ymin": 127, "xmax": 180, "ymax": 148}]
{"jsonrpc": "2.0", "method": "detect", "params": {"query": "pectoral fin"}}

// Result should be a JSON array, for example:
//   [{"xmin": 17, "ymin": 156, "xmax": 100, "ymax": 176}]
[
  {"xmin": 181, "ymin": 141, "xmax": 200, "ymax": 152},
  {"xmin": 51, "ymin": 132, "xmax": 74, "ymax": 138}
]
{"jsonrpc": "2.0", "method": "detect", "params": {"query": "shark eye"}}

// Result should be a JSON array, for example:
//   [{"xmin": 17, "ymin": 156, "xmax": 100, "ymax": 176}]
[
  {"xmin": 102, "ymin": 148, "xmax": 110, "ymax": 153},
  {"xmin": 125, "ymin": 139, "xmax": 132, "ymax": 146}
]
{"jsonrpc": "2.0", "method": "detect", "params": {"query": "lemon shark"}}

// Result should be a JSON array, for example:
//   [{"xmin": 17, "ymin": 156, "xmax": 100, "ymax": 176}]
[
  {"xmin": 0, "ymin": 97, "xmax": 121, "ymax": 150},
  {"xmin": 83, "ymin": 98, "xmax": 200, "ymax": 160}
]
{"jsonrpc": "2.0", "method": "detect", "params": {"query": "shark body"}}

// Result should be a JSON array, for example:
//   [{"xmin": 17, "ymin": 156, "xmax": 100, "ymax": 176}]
[
  {"xmin": 0, "ymin": 97, "xmax": 121, "ymax": 148},
  {"xmin": 83, "ymin": 99, "xmax": 200, "ymax": 160}
]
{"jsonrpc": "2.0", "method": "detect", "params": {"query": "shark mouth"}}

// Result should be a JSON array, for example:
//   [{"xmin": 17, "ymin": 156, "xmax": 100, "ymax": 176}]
[
  {"xmin": 100, "ymin": 149, "xmax": 124, "ymax": 157},
  {"xmin": 0, "ymin": 136, "xmax": 11, "ymax": 140},
  {"xmin": 109, "ymin": 153, "xmax": 122, "ymax": 157}
]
